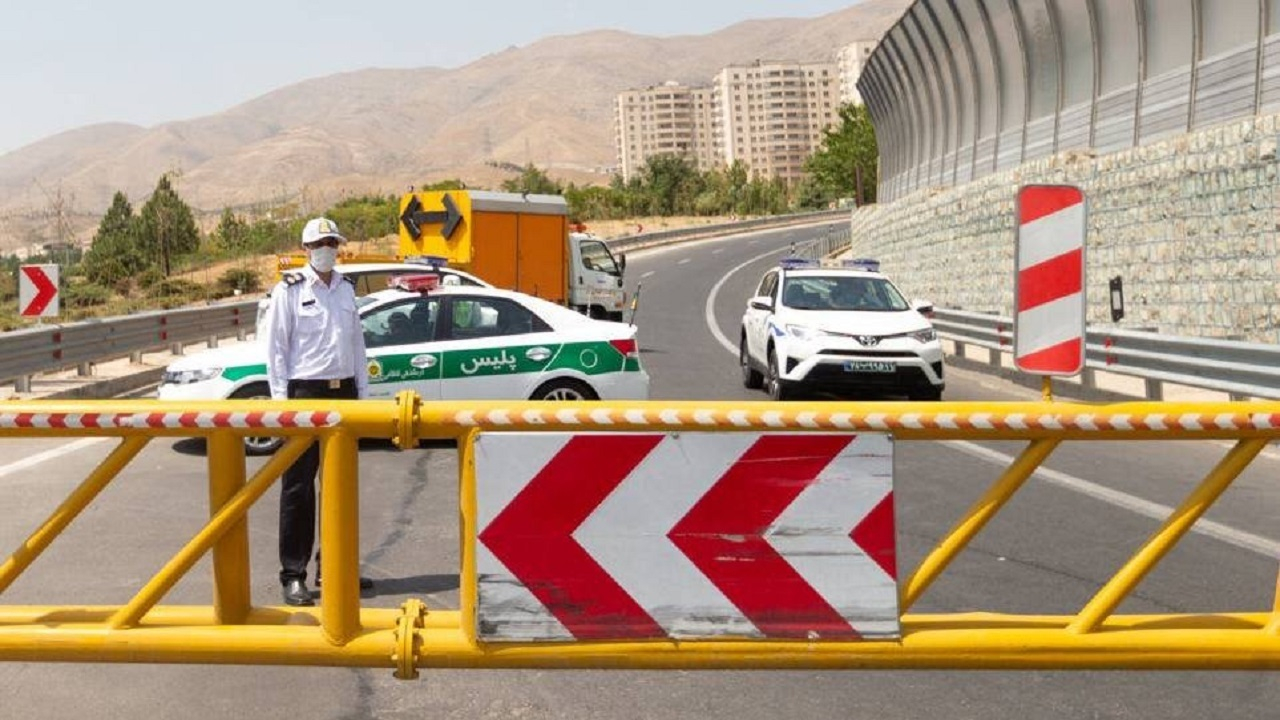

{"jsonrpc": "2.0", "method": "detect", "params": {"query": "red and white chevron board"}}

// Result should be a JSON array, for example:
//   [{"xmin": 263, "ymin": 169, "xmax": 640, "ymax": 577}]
[
  {"xmin": 474, "ymin": 432, "xmax": 897, "ymax": 642},
  {"xmin": 1015, "ymin": 184, "xmax": 1086, "ymax": 375}
]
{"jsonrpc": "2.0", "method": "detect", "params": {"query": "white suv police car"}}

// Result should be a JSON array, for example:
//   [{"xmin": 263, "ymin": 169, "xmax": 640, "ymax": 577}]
[{"xmin": 739, "ymin": 258, "xmax": 944, "ymax": 401}]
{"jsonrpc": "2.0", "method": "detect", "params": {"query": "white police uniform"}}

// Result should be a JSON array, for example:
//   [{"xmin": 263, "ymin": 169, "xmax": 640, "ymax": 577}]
[
  {"xmin": 263, "ymin": 264, "xmax": 369, "ymax": 400},
  {"xmin": 263, "ymin": 240, "xmax": 371, "ymax": 604}
]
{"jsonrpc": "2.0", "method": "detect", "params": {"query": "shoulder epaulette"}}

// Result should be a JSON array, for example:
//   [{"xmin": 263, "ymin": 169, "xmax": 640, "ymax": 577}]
[
  {"xmin": 342, "ymin": 275, "xmax": 356, "ymax": 286},
  {"xmin": 282, "ymin": 272, "xmax": 304, "ymax": 286}
]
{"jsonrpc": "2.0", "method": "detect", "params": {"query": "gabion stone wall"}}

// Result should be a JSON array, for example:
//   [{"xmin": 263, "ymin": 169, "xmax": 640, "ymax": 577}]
[{"xmin": 849, "ymin": 114, "xmax": 1280, "ymax": 342}]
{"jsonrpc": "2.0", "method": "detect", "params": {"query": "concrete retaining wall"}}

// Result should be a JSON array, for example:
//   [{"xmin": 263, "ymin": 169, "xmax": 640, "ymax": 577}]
[{"xmin": 849, "ymin": 114, "xmax": 1280, "ymax": 343}]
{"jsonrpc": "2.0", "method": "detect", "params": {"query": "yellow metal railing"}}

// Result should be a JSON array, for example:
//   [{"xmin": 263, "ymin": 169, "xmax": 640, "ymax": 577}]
[{"xmin": 2, "ymin": 393, "xmax": 1280, "ymax": 672}]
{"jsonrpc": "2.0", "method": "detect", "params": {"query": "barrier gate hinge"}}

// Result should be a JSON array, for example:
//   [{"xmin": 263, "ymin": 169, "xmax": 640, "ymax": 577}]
[
  {"xmin": 393, "ymin": 598, "xmax": 428, "ymax": 680},
  {"xmin": 393, "ymin": 391, "xmax": 422, "ymax": 450}
]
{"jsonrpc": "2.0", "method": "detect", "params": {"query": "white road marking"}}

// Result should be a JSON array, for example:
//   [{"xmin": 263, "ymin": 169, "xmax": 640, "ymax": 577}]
[
  {"xmin": 641, "ymin": 271, "xmax": 655, "ymax": 279},
  {"xmin": 0, "ymin": 438, "xmax": 106, "ymax": 481},
  {"xmin": 944, "ymin": 440, "xmax": 1280, "ymax": 558},
  {"xmin": 678, "ymin": 258, "xmax": 691, "ymax": 265},
  {"xmin": 703, "ymin": 253, "xmax": 1280, "ymax": 559},
  {"xmin": 704, "ymin": 246, "xmax": 788, "ymax": 354}
]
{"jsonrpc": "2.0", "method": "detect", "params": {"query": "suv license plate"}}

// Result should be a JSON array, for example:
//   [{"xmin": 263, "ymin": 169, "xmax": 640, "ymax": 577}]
[{"xmin": 845, "ymin": 360, "xmax": 895, "ymax": 373}]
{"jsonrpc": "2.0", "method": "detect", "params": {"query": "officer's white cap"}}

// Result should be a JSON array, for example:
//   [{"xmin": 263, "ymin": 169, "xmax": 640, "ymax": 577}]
[{"xmin": 301, "ymin": 217, "xmax": 348, "ymax": 246}]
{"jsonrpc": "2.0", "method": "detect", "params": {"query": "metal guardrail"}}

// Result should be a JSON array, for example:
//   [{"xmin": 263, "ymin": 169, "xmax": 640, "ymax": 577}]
[
  {"xmin": 605, "ymin": 209, "xmax": 848, "ymax": 254},
  {"xmin": 1, "ymin": 211, "xmax": 850, "ymax": 389},
  {"xmin": 932, "ymin": 308, "xmax": 1280, "ymax": 401},
  {"xmin": 0, "ymin": 301, "xmax": 257, "ymax": 390}
]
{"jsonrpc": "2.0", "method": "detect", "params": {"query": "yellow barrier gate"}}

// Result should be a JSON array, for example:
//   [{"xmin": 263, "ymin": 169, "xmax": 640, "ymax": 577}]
[{"xmin": 2, "ymin": 393, "xmax": 1280, "ymax": 673}]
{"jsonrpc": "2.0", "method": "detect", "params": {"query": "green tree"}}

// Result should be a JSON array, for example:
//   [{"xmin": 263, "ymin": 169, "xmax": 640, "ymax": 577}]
[
  {"xmin": 639, "ymin": 154, "xmax": 700, "ymax": 216},
  {"xmin": 138, "ymin": 174, "xmax": 200, "ymax": 276},
  {"xmin": 805, "ymin": 103, "xmax": 879, "ymax": 206},
  {"xmin": 326, "ymin": 195, "xmax": 398, "ymax": 243},
  {"xmin": 83, "ymin": 191, "xmax": 146, "ymax": 286},
  {"xmin": 212, "ymin": 208, "xmax": 250, "ymax": 254},
  {"xmin": 501, "ymin": 164, "xmax": 562, "ymax": 195}
]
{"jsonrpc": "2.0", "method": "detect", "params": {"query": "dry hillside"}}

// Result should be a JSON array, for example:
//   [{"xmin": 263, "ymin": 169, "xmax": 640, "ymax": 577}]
[{"xmin": 0, "ymin": 0, "xmax": 909, "ymax": 253}]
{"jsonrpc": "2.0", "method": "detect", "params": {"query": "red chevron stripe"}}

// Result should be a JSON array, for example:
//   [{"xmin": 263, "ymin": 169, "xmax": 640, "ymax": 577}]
[
  {"xmin": 1019, "ymin": 185, "xmax": 1082, "ymax": 225},
  {"xmin": 669, "ymin": 435, "xmax": 856, "ymax": 638},
  {"xmin": 479, "ymin": 434, "xmax": 665, "ymax": 639},
  {"xmin": 851, "ymin": 491, "xmax": 897, "ymax": 580},
  {"xmin": 1017, "ymin": 338, "xmax": 1083, "ymax": 373},
  {"xmin": 1016, "ymin": 248, "xmax": 1083, "ymax": 312}
]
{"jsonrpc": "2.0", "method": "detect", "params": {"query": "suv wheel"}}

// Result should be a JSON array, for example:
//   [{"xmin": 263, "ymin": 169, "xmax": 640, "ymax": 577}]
[
  {"xmin": 908, "ymin": 386, "xmax": 943, "ymax": 401},
  {"xmin": 740, "ymin": 334, "xmax": 763, "ymax": 389},
  {"xmin": 766, "ymin": 347, "xmax": 794, "ymax": 401}
]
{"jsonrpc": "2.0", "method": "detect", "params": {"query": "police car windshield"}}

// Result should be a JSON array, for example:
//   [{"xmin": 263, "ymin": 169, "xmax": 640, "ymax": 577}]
[{"xmin": 781, "ymin": 276, "xmax": 909, "ymax": 312}]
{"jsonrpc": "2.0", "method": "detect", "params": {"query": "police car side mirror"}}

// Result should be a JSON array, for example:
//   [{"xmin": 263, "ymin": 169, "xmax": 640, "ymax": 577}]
[
  {"xmin": 618, "ymin": 253, "xmax": 627, "ymax": 274},
  {"xmin": 750, "ymin": 297, "xmax": 774, "ymax": 312},
  {"xmin": 912, "ymin": 299, "xmax": 935, "ymax": 318}
]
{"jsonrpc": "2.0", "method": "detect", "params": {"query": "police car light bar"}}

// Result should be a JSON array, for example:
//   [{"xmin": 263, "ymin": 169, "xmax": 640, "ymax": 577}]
[
  {"xmin": 390, "ymin": 274, "xmax": 441, "ymax": 292},
  {"xmin": 405, "ymin": 255, "xmax": 449, "ymax": 267},
  {"xmin": 779, "ymin": 257, "xmax": 818, "ymax": 269},
  {"xmin": 843, "ymin": 258, "xmax": 881, "ymax": 272}
]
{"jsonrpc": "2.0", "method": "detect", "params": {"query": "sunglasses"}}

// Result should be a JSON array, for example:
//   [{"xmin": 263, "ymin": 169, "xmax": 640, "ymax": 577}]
[{"xmin": 305, "ymin": 238, "xmax": 342, "ymax": 248}]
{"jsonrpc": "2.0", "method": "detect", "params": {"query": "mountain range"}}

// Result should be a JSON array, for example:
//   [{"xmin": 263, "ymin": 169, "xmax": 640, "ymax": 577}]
[{"xmin": 0, "ymin": 0, "xmax": 909, "ymax": 253}]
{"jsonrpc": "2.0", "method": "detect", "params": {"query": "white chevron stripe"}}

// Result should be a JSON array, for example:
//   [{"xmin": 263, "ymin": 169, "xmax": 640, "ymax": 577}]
[
  {"xmin": 577, "ymin": 433, "xmax": 761, "ymax": 637},
  {"xmin": 659, "ymin": 409, "xmax": 681, "ymax": 425},
  {"xmin": 590, "ymin": 409, "xmax": 614, "ymax": 424},
  {"xmin": 766, "ymin": 433, "xmax": 897, "ymax": 637},
  {"xmin": 489, "ymin": 410, "xmax": 512, "ymax": 425},
  {"xmin": 624, "ymin": 409, "xmax": 648, "ymax": 425},
  {"xmin": 762, "ymin": 411, "xmax": 785, "ymax": 427},
  {"xmin": 796, "ymin": 412, "xmax": 819, "ymax": 428},
  {"xmin": 693, "ymin": 410, "xmax": 717, "ymax": 425},
  {"xmin": 1015, "ymin": 293, "xmax": 1085, "ymax": 358},
  {"xmin": 1019, "ymin": 201, "xmax": 1084, "ymax": 267},
  {"xmin": 556, "ymin": 409, "xmax": 580, "ymax": 424},
  {"xmin": 474, "ymin": 434, "xmax": 572, "ymax": 530},
  {"xmin": 455, "ymin": 411, "xmax": 476, "ymax": 426},
  {"xmin": 475, "ymin": 542, "xmax": 573, "ymax": 641},
  {"xmin": 728, "ymin": 410, "xmax": 751, "ymax": 427}
]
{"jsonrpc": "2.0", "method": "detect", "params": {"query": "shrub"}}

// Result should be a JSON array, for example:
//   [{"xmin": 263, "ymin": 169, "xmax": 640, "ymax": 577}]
[
  {"xmin": 146, "ymin": 278, "xmax": 203, "ymax": 301},
  {"xmin": 216, "ymin": 268, "xmax": 262, "ymax": 296},
  {"xmin": 63, "ymin": 282, "xmax": 112, "ymax": 308},
  {"xmin": 137, "ymin": 267, "xmax": 164, "ymax": 289}
]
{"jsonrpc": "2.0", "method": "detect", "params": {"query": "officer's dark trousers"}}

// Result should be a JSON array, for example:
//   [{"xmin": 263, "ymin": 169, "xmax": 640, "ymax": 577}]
[{"xmin": 279, "ymin": 377, "xmax": 357, "ymax": 585}]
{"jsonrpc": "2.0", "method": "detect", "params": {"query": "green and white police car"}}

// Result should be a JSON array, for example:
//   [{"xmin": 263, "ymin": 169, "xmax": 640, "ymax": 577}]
[{"xmin": 160, "ymin": 278, "xmax": 650, "ymax": 453}]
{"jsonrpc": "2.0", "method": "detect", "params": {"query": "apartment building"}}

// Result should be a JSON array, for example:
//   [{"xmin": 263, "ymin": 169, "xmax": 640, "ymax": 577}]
[
  {"xmin": 614, "ymin": 82, "xmax": 715, "ymax": 182},
  {"xmin": 837, "ymin": 40, "xmax": 877, "ymax": 105},
  {"xmin": 711, "ymin": 60, "xmax": 840, "ymax": 182},
  {"xmin": 614, "ymin": 41, "xmax": 874, "ymax": 183}
]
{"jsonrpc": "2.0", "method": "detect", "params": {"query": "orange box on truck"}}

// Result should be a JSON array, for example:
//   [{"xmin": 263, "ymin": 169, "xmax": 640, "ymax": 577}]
[{"xmin": 398, "ymin": 190, "xmax": 627, "ymax": 320}]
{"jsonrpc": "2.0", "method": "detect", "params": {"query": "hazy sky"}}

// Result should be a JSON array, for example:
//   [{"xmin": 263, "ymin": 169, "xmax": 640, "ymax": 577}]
[{"xmin": 0, "ymin": 0, "xmax": 862, "ymax": 155}]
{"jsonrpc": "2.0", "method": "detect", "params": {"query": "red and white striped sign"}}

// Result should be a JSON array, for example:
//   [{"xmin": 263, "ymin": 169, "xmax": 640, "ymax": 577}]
[
  {"xmin": 474, "ymin": 432, "xmax": 897, "ymax": 642},
  {"xmin": 18, "ymin": 264, "xmax": 59, "ymax": 318},
  {"xmin": 1014, "ymin": 185, "xmax": 1086, "ymax": 375}
]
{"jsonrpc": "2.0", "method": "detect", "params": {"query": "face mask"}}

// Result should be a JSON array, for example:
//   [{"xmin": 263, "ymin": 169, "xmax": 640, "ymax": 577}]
[{"xmin": 308, "ymin": 245, "xmax": 338, "ymax": 273}]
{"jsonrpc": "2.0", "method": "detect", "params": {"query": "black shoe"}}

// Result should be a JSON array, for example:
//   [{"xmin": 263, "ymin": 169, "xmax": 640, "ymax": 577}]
[
  {"xmin": 316, "ymin": 575, "xmax": 374, "ymax": 590},
  {"xmin": 282, "ymin": 579, "xmax": 314, "ymax": 606}
]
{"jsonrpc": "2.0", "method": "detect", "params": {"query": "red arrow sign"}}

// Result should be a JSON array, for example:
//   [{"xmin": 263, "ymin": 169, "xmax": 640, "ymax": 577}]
[
  {"xmin": 478, "ymin": 434, "xmax": 665, "ymax": 639},
  {"xmin": 475, "ymin": 432, "xmax": 898, "ymax": 642},
  {"xmin": 19, "ymin": 264, "xmax": 59, "ymax": 317},
  {"xmin": 669, "ymin": 435, "xmax": 860, "ymax": 638}
]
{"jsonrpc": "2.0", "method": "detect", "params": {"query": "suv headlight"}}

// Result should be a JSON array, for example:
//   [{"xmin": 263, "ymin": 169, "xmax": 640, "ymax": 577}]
[
  {"xmin": 162, "ymin": 367, "xmax": 222, "ymax": 385},
  {"xmin": 909, "ymin": 328, "xmax": 938, "ymax": 344},
  {"xmin": 785, "ymin": 324, "xmax": 827, "ymax": 341}
]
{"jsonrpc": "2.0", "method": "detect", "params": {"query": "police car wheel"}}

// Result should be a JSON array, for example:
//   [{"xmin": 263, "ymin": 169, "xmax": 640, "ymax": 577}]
[
  {"xmin": 766, "ymin": 348, "xmax": 794, "ymax": 401},
  {"xmin": 230, "ymin": 384, "xmax": 285, "ymax": 456},
  {"xmin": 530, "ymin": 378, "xmax": 599, "ymax": 402},
  {"xmin": 740, "ymin": 334, "xmax": 763, "ymax": 389}
]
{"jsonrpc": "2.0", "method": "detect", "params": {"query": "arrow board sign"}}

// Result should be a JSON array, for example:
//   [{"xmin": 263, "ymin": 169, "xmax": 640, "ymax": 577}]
[
  {"xmin": 18, "ymin": 264, "xmax": 59, "ymax": 318},
  {"xmin": 474, "ymin": 432, "xmax": 898, "ymax": 642}
]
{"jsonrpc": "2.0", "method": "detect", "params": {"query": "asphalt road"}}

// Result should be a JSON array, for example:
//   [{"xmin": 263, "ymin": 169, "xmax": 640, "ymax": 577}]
[{"xmin": 3, "ymin": 222, "xmax": 1280, "ymax": 718}]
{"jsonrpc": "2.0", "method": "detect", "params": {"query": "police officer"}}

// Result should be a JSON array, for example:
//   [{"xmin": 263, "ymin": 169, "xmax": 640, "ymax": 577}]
[{"xmin": 264, "ymin": 217, "xmax": 371, "ymax": 606}]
